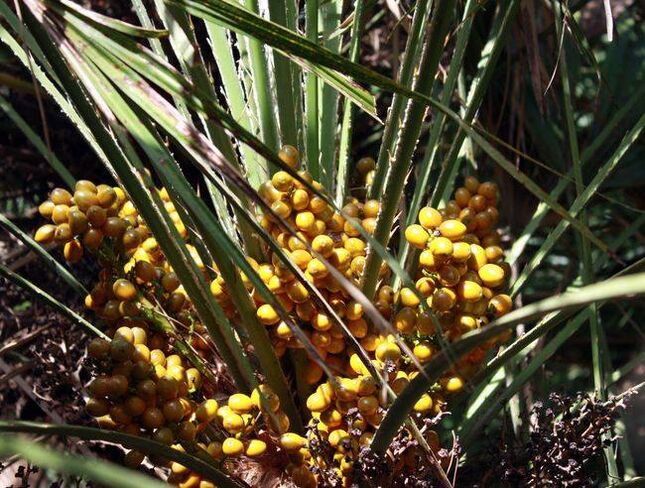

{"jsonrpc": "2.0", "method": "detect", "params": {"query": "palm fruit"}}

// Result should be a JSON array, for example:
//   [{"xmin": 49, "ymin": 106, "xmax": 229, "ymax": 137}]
[{"xmin": 36, "ymin": 164, "xmax": 513, "ymax": 486}]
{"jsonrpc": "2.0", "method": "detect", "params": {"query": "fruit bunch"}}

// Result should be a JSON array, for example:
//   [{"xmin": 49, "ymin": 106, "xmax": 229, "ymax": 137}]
[
  {"xmin": 34, "ymin": 173, "xmax": 312, "ymax": 486},
  {"xmin": 211, "ymin": 147, "xmax": 391, "ymax": 387},
  {"xmin": 34, "ymin": 146, "xmax": 513, "ymax": 487}
]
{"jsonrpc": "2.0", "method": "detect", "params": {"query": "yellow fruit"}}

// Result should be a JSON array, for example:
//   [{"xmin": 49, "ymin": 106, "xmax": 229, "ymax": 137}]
[
  {"xmin": 295, "ymin": 211, "xmax": 315, "ymax": 231},
  {"xmin": 405, "ymin": 224, "xmax": 429, "ymax": 249},
  {"xmin": 142, "ymin": 407, "xmax": 164, "ymax": 429},
  {"xmin": 356, "ymin": 157, "xmax": 375, "ymax": 175},
  {"xmin": 63, "ymin": 240, "xmax": 83, "ymax": 263},
  {"xmin": 445, "ymin": 376, "xmax": 464, "ymax": 393},
  {"xmin": 418, "ymin": 207, "xmax": 442, "ymax": 229},
  {"xmin": 346, "ymin": 301, "xmax": 363, "ymax": 320},
  {"xmin": 328, "ymin": 429, "xmax": 349, "ymax": 448},
  {"xmin": 348, "ymin": 318, "xmax": 368, "ymax": 338},
  {"xmin": 375, "ymin": 342, "xmax": 401, "ymax": 363},
  {"xmin": 490, "ymin": 293, "xmax": 512, "ymax": 316},
  {"xmin": 271, "ymin": 200, "xmax": 292, "ymax": 220},
  {"xmin": 335, "ymin": 377, "xmax": 358, "ymax": 401},
  {"xmin": 250, "ymin": 384, "xmax": 280, "ymax": 412},
  {"xmin": 54, "ymin": 223, "xmax": 73, "ymax": 243},
  {"xmin": 413, "ymin": 393, "xmax": 433, "ymax": 413},
  {"xmin": 285, "ymin": 280, "xmax": 309, "ymax": 303},
  {"xmin": 452, "ymin": 241, "xmax": 471, "ymax": 261},
  {"xmin": 272, "ymin": 171, "xmax": 294, "ymax": 192},
  {"xmin": 432, "ymin": 288, "xmax": 456, "ymax": 311},
  {"xmin": 454, "ymin": 187, "xmax": 472, "ymax": 207},
  {"xmin": 195, "ymin": 399, "xmax": 218, "ymax": 423},
  {"xmin": 222, "ymin": 413, "xmax": 245, "ymax": 433},
  {"xmin": 330, "ymin": 248, "xmax": 351, "ymax": 270},
  {"xmin": 50, "ymin": 188, "xmax": 73, "ymax": 205},
  {"xmin": 439, "ymin": 219, "xmax": 466, "ymax": 240},
  {"xmin": 227, "ymin": 393, "xmax": 254, "ymax": 414},
  {"xmin": 305, "ymin": 362, "xmax": 324, "ymax": 385},
  {"xmin": 273, "ymin": 321, "xmax": 292, "ymax": 340},
  {"xmin": 280, "ymin": 432, "xmax": 306, "ymax": 451},
  {"xmin": 311, "ymin": 235, "xmax": 334, "ymax": 258},
  {"xmin": 312, "ymin": 313, "xmax": 332, "ymax": 331},
  {"xmin": 112, "ymin": 279, "xmax": 137, "ymax": 301},
  {"xmin": 465, "ymin": 176, "xmax": 480, "ymax": 193},
  {"xmin": 344, "ymin": 237, "xmax": 366, "ymax": 257},
  {"xmin": 349, "ymin": 354, "xmax": 370, "ymax": 375},
  {"xmin": 257, "ymin": 304, "xmax": 280, "ymax": 325},
  {"xmin": 222, "ymin": 438, "xmax": 244, "ymax": 457},
  {"xmin": 394, "ymin": 307, "xmax": 416, "ymax": 334},
  {"xmin": 357, "ymin": 396, "xmax": 379, "ymax": 416},
  {"xmin": 399, "ymin": 287, "xmax": 420, "ymax": 307},
  {"xmin": 456, "ymin": 314, "xmax": 478, "ymax": 332},
  {"xmin": 391, "ymin": 371, "xmax": 409, "ymax": 394},
  {"xmin": 320, "ymin": 408, "xmax": 343, "ymax": 428},
  {"xmin": 35, "ymin": 224, "xmax": 57, "ymax": 244},
  {"xmin": 279, "ymin": 145, "xmax": 299, "ymax": 168},
  {"xmin": 478, "ymin": 181, "xmax": 498, "ymax": 199},
  {"xmin": 415, "ymin": 277, "xmax": 435, "ymax": 297},
  {"xmin": 457, "ymin": 280, "xmax": 483, "ymax": 302},
  {"xmin": 468, "ymin": 244, "xmax": 487, "ymax": 270},
  {"xmin": 291, "ymin": 189, "xmax": 310, "ymax": 210},
  {"xmin": 429, "ymin": 237, "xmax": 453, "ymax": 256},
  {"xmin": 485, "ymin": 245, "xmax": 504, "ymax": 262},
  {"xmin": 478, "ymin": 263, "xmax": 505, "ymax": 287},
  {"xmin": 419, "ymin": 249, "xmax": 436, "ymax": 269},
  {"xmin": 307, "ymin": 258, "xmax": 328, "ymax": 279},
  {"xmin": 246, "ymin": 439, "xmax": 267, "ymax": 457},
  {"xmin": 413, "ymin": 342, "xmax": 433, "ymax": 363},
  {"xmin": 306, "ymin": 391, "xmax": 330, "ymax": 412}
]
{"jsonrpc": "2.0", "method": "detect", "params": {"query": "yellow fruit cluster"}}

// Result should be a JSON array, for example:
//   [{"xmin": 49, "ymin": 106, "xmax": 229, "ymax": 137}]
[
  {"xmin": 35, "ymin": 175, "xmax": 307, "ymax": 486},
  {"xmin": 35, "ymin": 148, "xmax": 513, "ymax": 487},
  {"xmin": 211, "ymin": 147, "xmax": 391, "ymax": 388},
  {"xmin": 402, "ymin": 176, "xmax": 512, "ymax": 349}
]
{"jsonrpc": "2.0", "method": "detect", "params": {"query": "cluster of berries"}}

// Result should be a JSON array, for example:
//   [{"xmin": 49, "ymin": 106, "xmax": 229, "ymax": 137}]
[
  {"xmin": 34, "ymin": 146, "xmax": 513, "ymax": 487},
  {"xmin": 35, "ymin": 173, "xmax": 314, "ymax": 486}
]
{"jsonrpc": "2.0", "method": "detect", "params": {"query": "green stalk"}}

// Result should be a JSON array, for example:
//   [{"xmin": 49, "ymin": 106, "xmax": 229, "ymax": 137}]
[
  {"xmin": 336, "ymin": 0, "xmax": 370, "ymax": 205},
  {"xmin": 204, "ymin": 23, "xmax": 264, "ymax": 188},
  {"xmin": 243, "ymin": 0, "xmax": 280, "ymax": 162},
  {"xmin": 305, "ymin": 0, "xmax": 319, "ymax": 179},
  {"xmin": 284, "ymin": 0, "xmax": 305, "ymax": 151},
  {"xmin": 131, "ymin": 0, "xmax": 191, "ymax": 119},
  {"xmin": 267, "ymin": 0, "xmax": 299, "ymax": 146},
  {"xmin": 368, "ymin": 0, "xmax": 432, "ymax": 198},
  {"xmin": 429, "ymin": 0, "xmax": 521, "ymax": 207},
  {"xmin": 395, "ymin": 0, "xmax": 478, "ymax": 283},
  {"xmin": 361, "ymin": 0, "xmax": 456, "ymax": 301},
  {"xmin": 151, "ymin": 2, "xmax": 265, "ymax": 257},
  {"xmin": 554, "ymin": 0, "xmax": 617, "ymax": 477},
  {"xmin": 317, "ymin": 0, "xmax": 342, "ymax": 191},
  {"xmin": 438, "ymin": 67, "xmax": 474, "ymax": 205}
]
